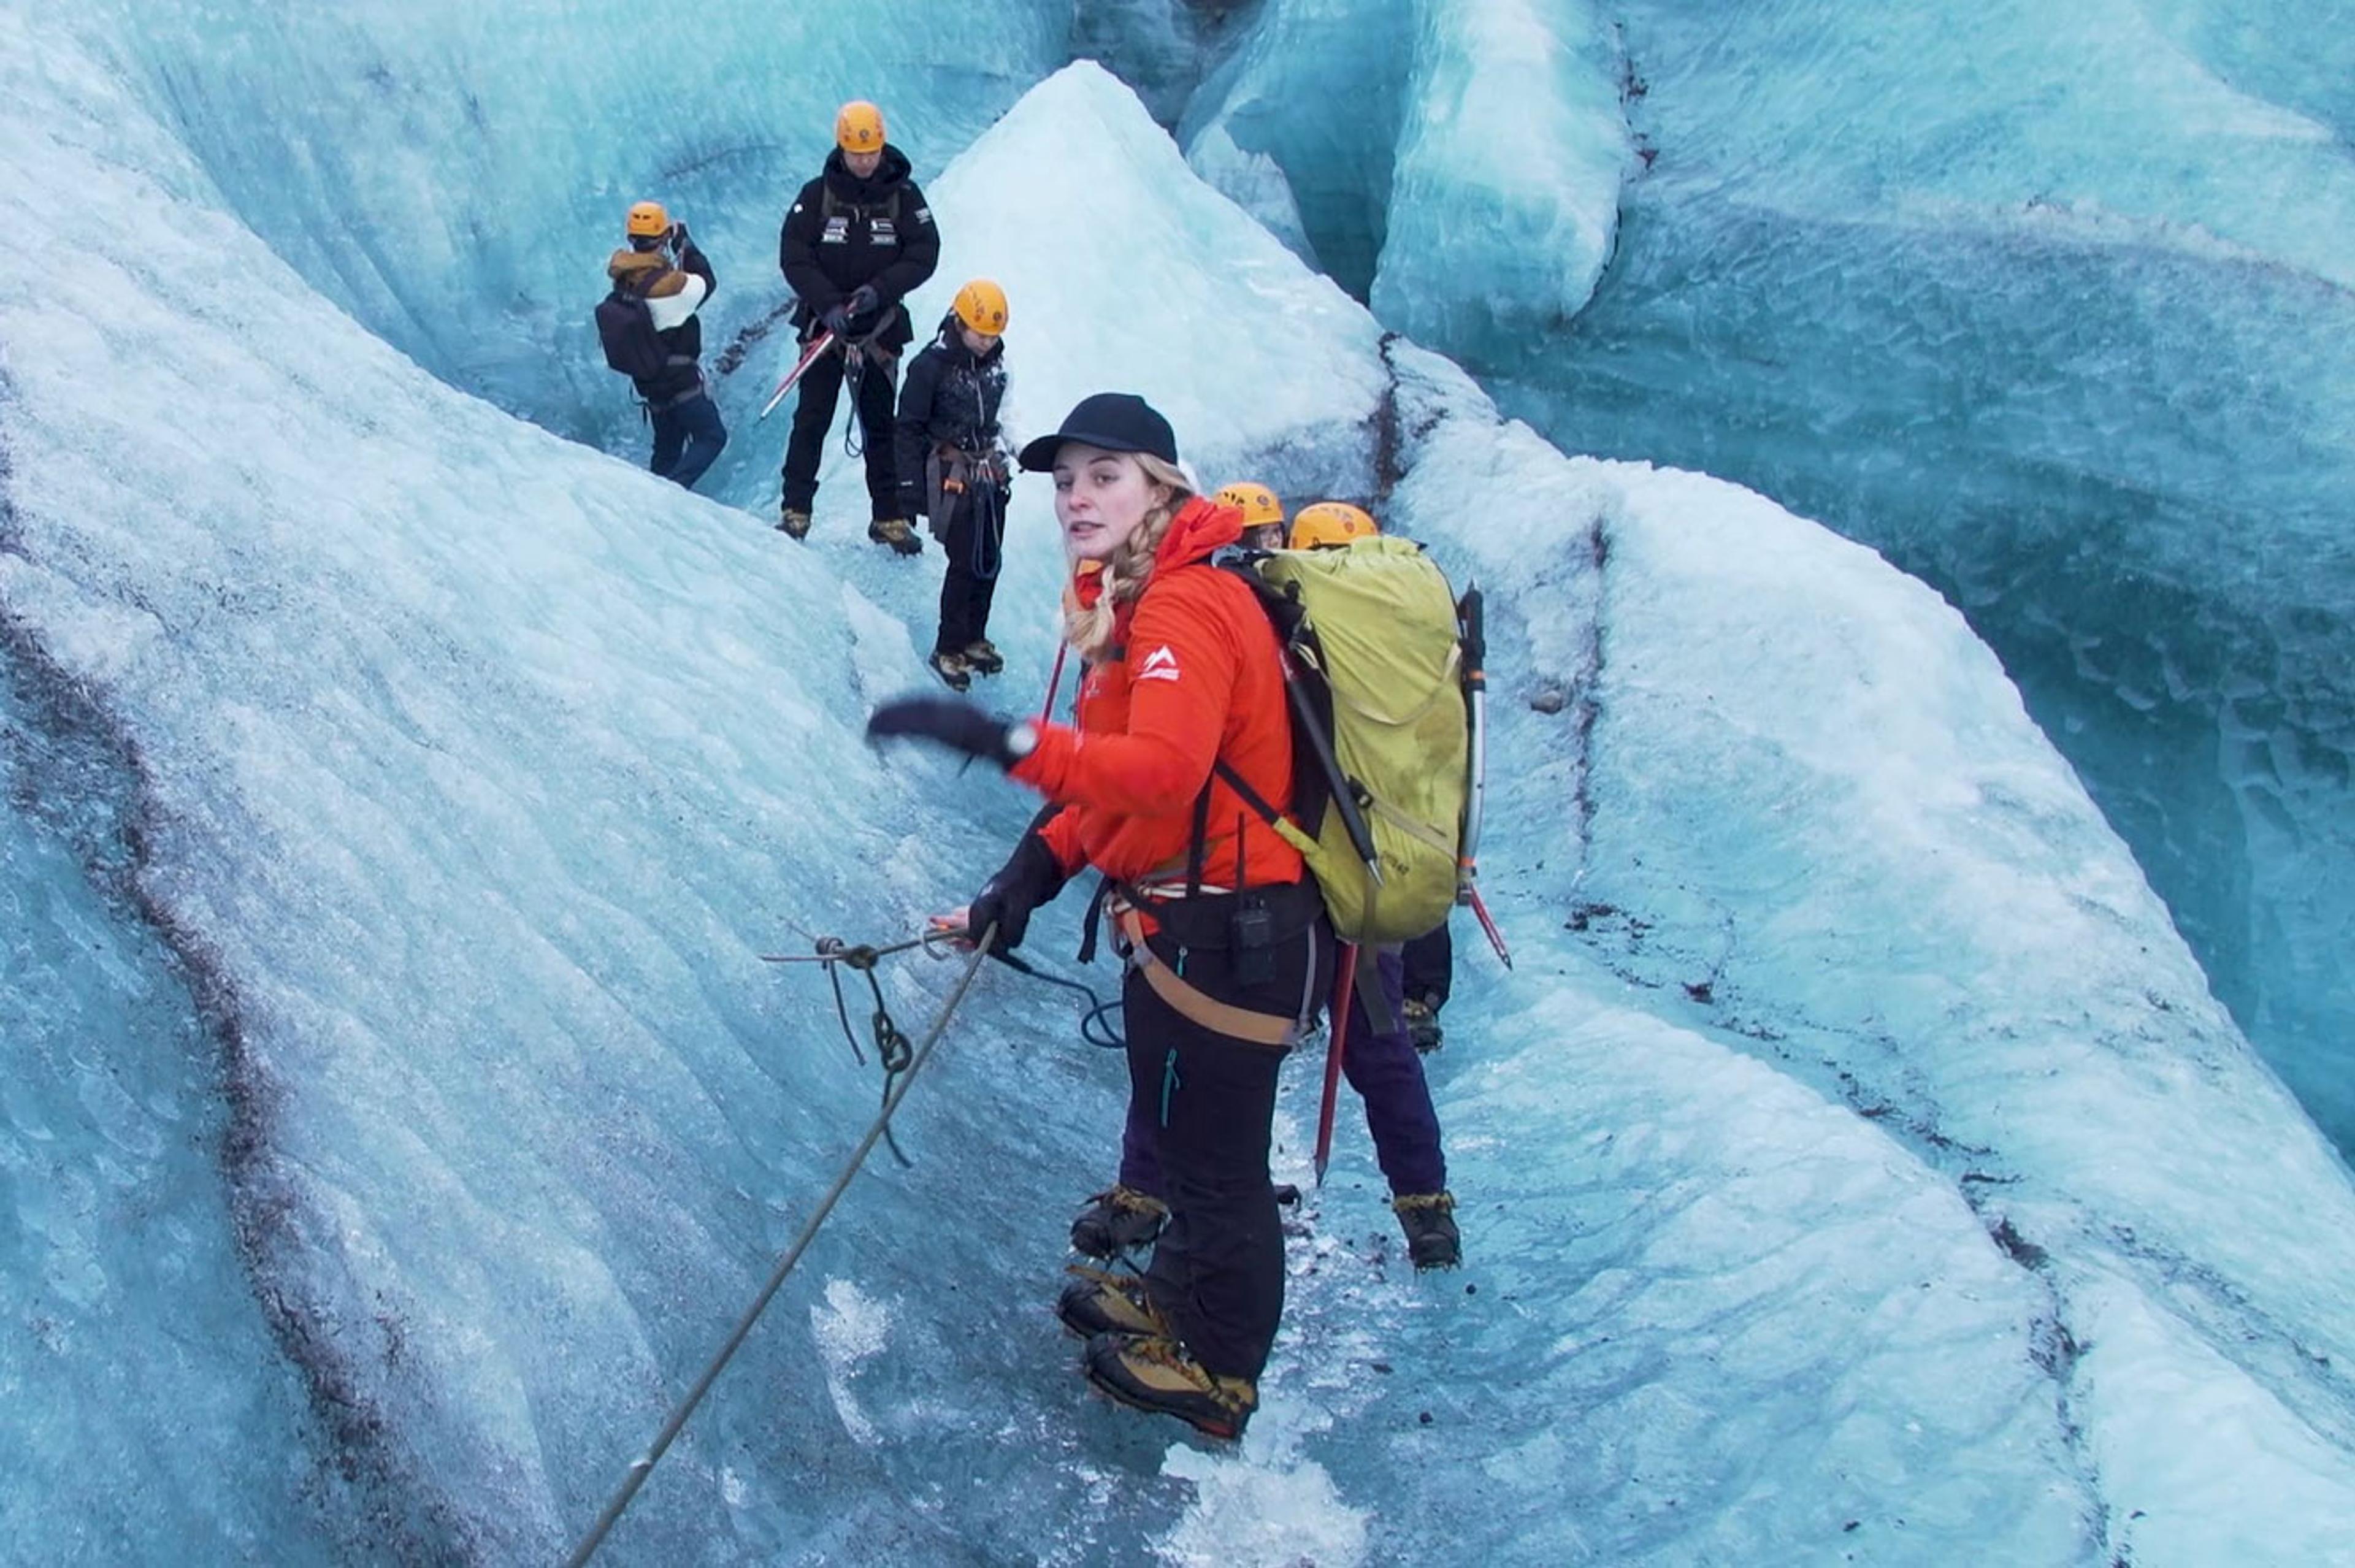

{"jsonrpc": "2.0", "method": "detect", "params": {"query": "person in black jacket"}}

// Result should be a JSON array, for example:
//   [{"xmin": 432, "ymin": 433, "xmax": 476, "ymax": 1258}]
[
  {"xmin": 608, "ymin": 201, "xmax": 727, "ymax": 491},
  {"xmin": 895, "ymin": 280, "xmax": 1012, "ymax": 690},
  {"xmin": 776, "ymin": 100, "xmax": 941, "ymax": 551}
]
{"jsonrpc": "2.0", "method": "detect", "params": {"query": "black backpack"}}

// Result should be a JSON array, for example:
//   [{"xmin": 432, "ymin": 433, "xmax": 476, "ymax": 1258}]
[{"xmin": 595, "ymin": 284, "xmax": 668, "ymax": 381}]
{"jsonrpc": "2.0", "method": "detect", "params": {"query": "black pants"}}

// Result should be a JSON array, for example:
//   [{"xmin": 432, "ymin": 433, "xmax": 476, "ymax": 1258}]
[
  {"xmin": 1128, "ymin": 916, "xmax": 1331, "ymax": 1381},
  {"xmin": 780, "ymin": 343, "xmax": 898, "ymax": 517},
  {"xmin": 650, "ymin": 391, "xmax": 727, "ymax": 492},
  {"xmin": 1401, "ymin": 917, "xmax": 1453, "ymax": 1013},
  {"xmin": 934, "ymin": 483, "xmax": 1007, "ymax": 656}
]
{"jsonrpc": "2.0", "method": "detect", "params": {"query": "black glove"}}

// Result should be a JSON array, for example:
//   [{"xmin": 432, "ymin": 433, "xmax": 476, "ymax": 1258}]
[
  {"xmin": 848, "ymin": 284, "xmax": 881, "ymax": 319},
  {"xmin": 820, "ymin": 300, "xmax": 853, "ymax": 335},
  {"xmin": 865, "ymin": 695, "xmax": 1033, "ymax": 769},
  {"xmin": 968, "ymin": 833, "xmax": 1065, "ymax": 953}
]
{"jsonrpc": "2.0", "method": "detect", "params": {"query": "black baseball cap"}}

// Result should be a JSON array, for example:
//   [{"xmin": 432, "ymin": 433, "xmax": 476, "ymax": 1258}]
[{"xmin": 1017, "ymin": 392, "xmax": 1179, "ymax": 472}]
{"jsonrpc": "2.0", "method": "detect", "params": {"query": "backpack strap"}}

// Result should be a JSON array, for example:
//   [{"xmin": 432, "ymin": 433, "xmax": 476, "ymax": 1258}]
[
  {"xmin": 1184, "ymin": 787, "xmax": 1210, "ymax": 898},
  {"xmin": 1212, "ymin": 758, "xmax": 1283, "ymax": 827}
]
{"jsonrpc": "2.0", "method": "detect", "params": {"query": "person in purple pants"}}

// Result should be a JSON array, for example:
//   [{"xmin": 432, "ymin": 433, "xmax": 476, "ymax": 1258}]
[{"xmin": 1073, "ymin": 936, "xmax": 1459, "ymax": 1270}]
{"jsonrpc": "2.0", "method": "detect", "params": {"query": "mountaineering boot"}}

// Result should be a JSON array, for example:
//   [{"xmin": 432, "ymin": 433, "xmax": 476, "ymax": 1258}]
[
  {"xmin": 1083, "ymin": 1333, "xmax": 1256, "ymax": 1441},
  {"xmin": 1070, "ymin": 1185, "xmax": 1170, "ymax": 1258},
  {"xmin": 960, "ymin": 638, "xmax": 1005, "ymax": 676},
  {"xmin": 778, "ymin": 506, "xmax": 813, "ymax": 540},
  {"xmin": 1393, "ymin": 1191, "xmax": 1461, "ymax": 1270},
  {"xmin": 1403, "ymin": 997, "xmax": 1444, "ymax": 1054},
  {"xmin": 1056, "ymin": 1264, "xmax": 1172, "ymax": 1340},
  {"xmin": 928, "ymin": 649, "xmax": 972, "ymax": 692},
  {"xmin": 868, "ymin": 516, "xmax": 922, "ymax": 556}
]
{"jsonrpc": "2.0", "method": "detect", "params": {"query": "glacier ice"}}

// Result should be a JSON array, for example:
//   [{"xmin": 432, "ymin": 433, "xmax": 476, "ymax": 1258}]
[
  {"xmin": 1181, "ymin": 0, "xmax": 1633, "ymax": 372},
  {"xmin": 2, "ymin": 12, "xmax": 2354, "ymax": 1568},
  {"xmin": 1068, "ymin": 0, "xmax": 1252, "ymax": 129},
  {"xmin": 1368, "ymin": 0, "xmax": 1632, "ymax": 365},
  {"xmin": 0, "ymin": 656, "xmax": 351, "ymax": 1560},
  {"xmin": 1178, "ymin": 0, "xmax": 1415, "ymax": 296},
  {"xmin": 1464, "ymin": 0, "xmax": 2355, "ymax": 1159}
]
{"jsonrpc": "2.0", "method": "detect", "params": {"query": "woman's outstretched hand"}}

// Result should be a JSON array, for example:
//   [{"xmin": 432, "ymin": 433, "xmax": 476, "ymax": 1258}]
[{"xmin": 865, "ymin": 695, "xmax": 1036, "ymax": 770}]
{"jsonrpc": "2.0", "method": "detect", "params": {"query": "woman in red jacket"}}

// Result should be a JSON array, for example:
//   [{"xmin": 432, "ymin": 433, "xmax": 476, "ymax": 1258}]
[{"xmin": 867, "ymin": 392, "xmax": 1331, "ymax": 1440}]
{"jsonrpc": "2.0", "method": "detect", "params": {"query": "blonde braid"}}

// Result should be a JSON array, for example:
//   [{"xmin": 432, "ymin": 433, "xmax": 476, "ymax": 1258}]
[{"xmin": 1065, "ymin": 454, "xmax": 1195, "ymax": 659}]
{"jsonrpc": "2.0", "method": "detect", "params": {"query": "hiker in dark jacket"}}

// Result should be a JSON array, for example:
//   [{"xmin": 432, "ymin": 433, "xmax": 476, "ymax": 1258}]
[
  {"xmin": 609, "ymin": 201, "xmax": 727, "ymax": 491},
  {"xmin": 895, "ymin": 280, "xmax": 1012, "ymax": 690},
  {"xmin": 775, "ymin": 99, "xmax": 941, "ymax": 551}
]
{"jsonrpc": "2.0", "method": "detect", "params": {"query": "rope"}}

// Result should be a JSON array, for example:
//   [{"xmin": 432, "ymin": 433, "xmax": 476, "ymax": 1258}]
[
  {"xmin": 562, "ymin": 924, "xmax": 999, "ymax": 1568},
  {"xmin": 841, "ymin": 349, "xmax": 866, "ymax": 461},
  {"xmin": 965, "ymin": 468, "xmax": 1006, "ymax": 584},
  {"xmin": 986, "ymin": 947, "xmax": 1125, "ymax": 1050}
]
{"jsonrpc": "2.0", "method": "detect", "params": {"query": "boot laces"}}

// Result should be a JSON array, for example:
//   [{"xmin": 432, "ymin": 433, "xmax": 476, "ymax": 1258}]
[
  {"xmin": 1126, "ymin": 1336, "xmax": 1247, "ymax": 1408},
  {"xmin": 1087, "ymin": 1184, "xmax": 1167, "ymax": 1218},
  {"xmin": 1065, "ymin": 1261, "xmax": 1144, "ymax": 1298}
]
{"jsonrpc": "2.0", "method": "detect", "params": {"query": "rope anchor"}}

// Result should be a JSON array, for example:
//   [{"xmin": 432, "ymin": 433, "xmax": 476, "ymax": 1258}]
[{"xmin": 760, "ymin": 928, "xmax": 961, "ymax": 1165}]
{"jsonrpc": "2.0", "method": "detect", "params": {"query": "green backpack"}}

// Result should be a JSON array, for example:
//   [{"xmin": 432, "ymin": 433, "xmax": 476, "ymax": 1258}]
[{"xmin": 1214, "ymin": 535, "xmax": 1471, "ymax": 945}]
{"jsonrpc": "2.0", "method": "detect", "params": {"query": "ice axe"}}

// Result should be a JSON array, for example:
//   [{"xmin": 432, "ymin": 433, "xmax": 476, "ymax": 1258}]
[
  {"xmin": 758, "ymin": 330, "xmax": 838, "ymax": 420},
  {"xmin": 1455, "ymin": 582, "xmax": 1512, "ymax": 969},
  {"xmin": 1038, "ymin": 641, "xmax": 1068, "ymax": 725},
  {"xmin": 1466, "ymin": 885, "xmax": 1512, "ymax": 971},
  {"xmin": 1312, "ymin": 941, "xmax": 1360, "ymax": 1187}
]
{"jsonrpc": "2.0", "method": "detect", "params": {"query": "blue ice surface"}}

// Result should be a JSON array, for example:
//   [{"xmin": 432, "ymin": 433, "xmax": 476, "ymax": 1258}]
[
  {"xmin": 1177, "ymin": 0, "xmax": 1418, "ymax": 296},
  {"xmin": 1180, "ymin": 0, "xmax": 1633, "ymax": 367},
  {"xmin": 68, "ymin": 0, "xmax": 1068, "ymax": 467},
  {"xmin": 4, "ymin": 9, "xmax": 2355, "ymax": 1566},
  {"xmin": 1431, "ymin": 0, "xmax": 2355, "ymax": 1160},
  {"xmin": 1366, "ymin": 0, "xmax": 1632, "ymax": 361},
  {"xmin": 0, "ymin": 651, "xmax": 349, "ymax": 1557}
]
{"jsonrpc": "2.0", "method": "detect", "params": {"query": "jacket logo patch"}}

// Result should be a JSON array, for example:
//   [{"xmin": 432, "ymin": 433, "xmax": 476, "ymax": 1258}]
[
  {"xmin": 822, "ymin": 216, "xmax": 850, "ymax": 243},
  {"xmin": 870, "ymin": 219, "xmax": 898, "ymax": 246},
  {"xmin": 1136, "ymin": 644, "xmax": 1182, "ymax": 683}
]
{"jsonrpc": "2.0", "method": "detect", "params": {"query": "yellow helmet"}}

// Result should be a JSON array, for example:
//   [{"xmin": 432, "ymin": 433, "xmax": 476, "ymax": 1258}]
[
  {"xmin": 1287, "ymin": 501, "xmax": 1379, "ymax": 549},
  {"xmin": 626, "ymin": 200, "xmax": 670, "ymax": 238},
  {"xmin": 836, "ymin": 100, "xmax": 887, "ymax": 153},
  {"xmin": 1214, "ymin": 481, "xmax": 1284, "ymax": 529},
  {"xmin": 953, "ymin": 278, "xmax": 1009, "ymax": 335}
]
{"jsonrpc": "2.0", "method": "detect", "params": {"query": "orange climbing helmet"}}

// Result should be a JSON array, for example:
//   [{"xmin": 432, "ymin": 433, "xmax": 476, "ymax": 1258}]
[
  {"xmin": 1214, "ymin": 481, "xmax": 1284, "ymax": 530},
  {"xmin": 1287, "ymin": 500, "xmax": 1379, "ymax": 550},
  {"xmin": 836, "ymin": 101, "xmax": 886, "ymax": 153},
  {"xmin": 953, "ymin": 278, "xmax": 1009, "ymax": 335}
]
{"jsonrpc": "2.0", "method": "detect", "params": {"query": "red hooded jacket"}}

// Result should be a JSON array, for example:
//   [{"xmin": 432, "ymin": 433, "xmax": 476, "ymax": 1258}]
[{"xmin": 1012, "ymin": 496, "xmax": 1304, "ymax": 892}]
